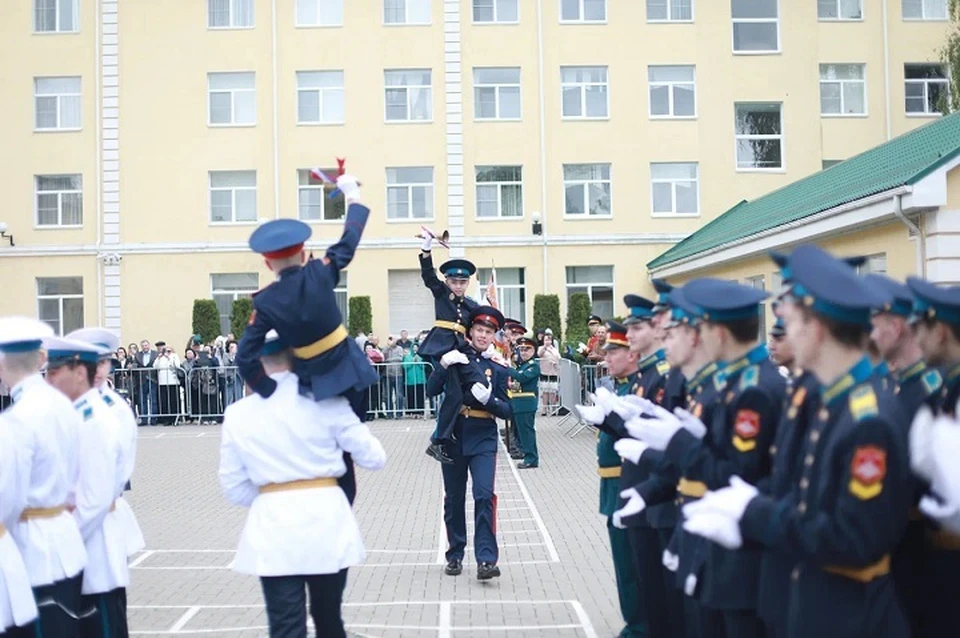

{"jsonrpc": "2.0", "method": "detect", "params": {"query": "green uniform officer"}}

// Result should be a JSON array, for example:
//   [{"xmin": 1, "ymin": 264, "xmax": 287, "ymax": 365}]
[{"xmin": 508, "ymin": 336, "xmax": 541, "ymax": 469}]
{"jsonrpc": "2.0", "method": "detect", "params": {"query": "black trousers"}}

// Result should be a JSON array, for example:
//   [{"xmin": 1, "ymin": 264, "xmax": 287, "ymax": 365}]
[
  {"xmin": 79, "ymin": 588, "xmax": 128, "ymax": 638},
  {"xmin": 260, "ymin": 570, "xmax": 349, "ymax": 638},
  {"xmin": 6, "ymin": 572, "xmax": 83, "ymax": 638}
]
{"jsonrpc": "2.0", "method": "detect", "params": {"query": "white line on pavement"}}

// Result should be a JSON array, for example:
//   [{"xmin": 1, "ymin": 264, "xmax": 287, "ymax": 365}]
[
  {"xmin": 498, "ymin": 437, "xmax": 560, "ymax": 562},
  {"xmin": 570, "ymin": 600, "xmax": 600, "ymax": 638},
  {"xmin": 128, "ymin": 550, "xmax": 155, "ymax": 568},
  {"xmin": 167, "ymin": 606, "xmax": 200, "ymax": 632},
  {"xmin": 438, "ymin": 601, "xmax": 452, "ymax": 638}
]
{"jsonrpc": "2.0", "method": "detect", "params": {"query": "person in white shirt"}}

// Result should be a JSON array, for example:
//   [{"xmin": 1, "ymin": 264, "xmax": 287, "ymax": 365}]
[
  {"xmin": 219, "ymin": 330, "xmax": 387, "ymax": 638},
  {"xmin": 0, "ymin": 317, "xmax": 88, "ymax": 638},
  {"xmin": 43, "ymin": 336, "xmax": 129, "ymax": 638}
]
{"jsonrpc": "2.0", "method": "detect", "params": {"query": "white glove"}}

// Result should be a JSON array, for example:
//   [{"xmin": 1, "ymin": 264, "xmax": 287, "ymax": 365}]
[
  {"xmin": 612, "ymin": 488, "xmax": 646, "ymax": 529},
  {"xmin": 683, "ymin": 511, "xmax": 743, "ymax": 550},
  {"xmin": 335, "ymin": 173, "xmax": 361, "ymax": 204},
  {"xmin": 624, "ymin": 411, "xmax": 682, "ymax": 451},
  {"xmin": 662, "ymin": 549, "xmax": 679, "ymax": 572},
  {"xmin": 910, "ymin": 406, "xmax": 937, "ymax": 483},
  {"xmin": 575, "ymin": 402, "xmax": 606, "ymax": 426},
  {"xmin": 471, "ymin": 382, "xmax": 492, "ymax": 405},
  {"xmin": 592, "ymin": 387, "xmax": 619, "ymax": 416},
  {"xmin": 684, "ymin": 574, "xmax": 698, "ymax": 597},
  {"xmin": 682, "ymin": 476, "xmax": 758, "ymax": 522},
  {"xmin": 675, "ymin": 407, "xmax": 708, "ymax": 439},
  {"xmin": 440, "ymin": 350, "xmax": 469, "ymax": 369},
  {"xmin": 918, "ymin": 495, "xmax": 960, "ymax": 534},
  {"xmin": 421, "ymin": 235, "xmax": 433, "ymax": 251},
  {"xmin": 614, "ymin": 438, "xmax": 650, "ymax": 464}
]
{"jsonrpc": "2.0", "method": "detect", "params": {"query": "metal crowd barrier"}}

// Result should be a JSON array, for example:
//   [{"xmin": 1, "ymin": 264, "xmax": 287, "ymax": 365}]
[
  {"xmin": 363, "ymin": 361, "xmax": 436, "ymax": 420},
  {"xmin": 112, "ymin": 365, "xmax": 242, "ymax": 425}
]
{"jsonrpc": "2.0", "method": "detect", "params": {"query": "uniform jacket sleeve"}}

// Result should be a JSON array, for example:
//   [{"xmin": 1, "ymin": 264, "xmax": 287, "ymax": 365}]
[
  {"xmin": 508, "ymin": 361, "xmax": 540, "ymax": 384},
  {"xmin": 425, "ymin": 363, "xmax": 450, "ymax": 397},
  {"xmin": 336, "ymin": 417, "xmax": 387, "ymax": 472},
  {"xmin": 218, "ymin": 419, "xmax": 258, "ymax": 508},
  {"xmin": 324, "ymin": 203, "xmax": 369, "ymax": 276},
  {"xmin": 419, "ymin": 251, "xmax": 446, "ymax": 298},
  {"xmin": 634, "ymin": 450, "xmax": 681, "ymax": 504},
  {"xmin": 73, "ymin": 420, "xmax": 120, "ymax": 541},
  {"xmin": 236, "ymin": 307, "xmax": 278, "ymax": 399},
  {"xmin": 0, "ymin": 423, "xmax": 30, "ymax": 527},
  {"xmin": 485, "ymin": 366, "xmax": 513, "ymax": 420}
]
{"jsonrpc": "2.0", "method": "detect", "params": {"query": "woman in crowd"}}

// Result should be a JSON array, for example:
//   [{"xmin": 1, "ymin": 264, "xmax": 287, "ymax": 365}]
[
  {"xmin": 153, "ymin": 342, "xmax": 182, "ymax": 424},
  {"xmin": 402, "ymin": 344, "xmax": 427, "ymax": 418},
  {"xmin": 537, "ymin": 331, "xmax": 561, "ymax": 415},
  {"xmin": 182, "ymin": 349, "xmax": 200, "ymax": 422}
]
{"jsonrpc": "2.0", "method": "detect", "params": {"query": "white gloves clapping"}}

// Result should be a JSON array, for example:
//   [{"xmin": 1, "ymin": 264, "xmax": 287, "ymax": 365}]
[
  {"xmin": 612, "ymin": 488, "xmax": 647, "ymax": 529},
  {"xmin": 440, "ymin": 350, "xmax": 469, "ymax": 369},
  {"xmin": 683, "ymin": 476, "xmax": 758, "ymax": 522},
  {"xmin": 683, "ymin": 511, "xmax": 744, "ymax": 550},
  {"xmin": 575, "ymin": 402, "xmax": 606, "ymax": 426},
  {"xmin": 614, "ymin": 438, "xmax": 650, "ymax": 464},
  {"xmin": 471, "ymin": 382, "xmax": 492, "ymax": 405}
]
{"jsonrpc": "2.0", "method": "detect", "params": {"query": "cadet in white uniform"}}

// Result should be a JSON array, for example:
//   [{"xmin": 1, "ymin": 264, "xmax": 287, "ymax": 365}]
[
  {"xmin": 219, "ymin": 331, "xmax": 387, "ymax": 638},
  {"xmin": 67, "ymin": 328, "xmax": 145, "ymax": 558},
  {"xmin": 44, "ymin": 336, "xmax": 129, "ymax": 638},
  {"xmin": 0, "ymin": 413, "xmax": 39, "ymax": 632},
  {"xmin": 0, "ymin": 317, "xmax": 88, "ymax": 637}
]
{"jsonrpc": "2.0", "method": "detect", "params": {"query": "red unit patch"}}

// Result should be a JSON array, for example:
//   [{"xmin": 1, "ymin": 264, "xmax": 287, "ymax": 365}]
[
  {"xmin": 851, "ymin": 446, "xmax": 887, "ymax": 485},
  {"xmin": 734, "ymin": 409, "xmax": 761, "ymax": 440}
]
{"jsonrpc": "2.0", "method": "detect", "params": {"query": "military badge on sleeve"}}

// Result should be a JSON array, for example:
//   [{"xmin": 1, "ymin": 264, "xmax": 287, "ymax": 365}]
[
  {"xmin": 849, "ymin": 446, "xmax": 886, "ymax": 500},
  {"xmin": 732, "ymin": 409, "xmax": 760, "ymax": 452}
]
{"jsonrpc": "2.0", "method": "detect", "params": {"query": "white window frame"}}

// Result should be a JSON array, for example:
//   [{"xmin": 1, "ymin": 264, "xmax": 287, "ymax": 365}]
[
  {"xmin": 383, "ymin": 0, "xmax": 432, "ymax": 25},
  {"xmin": 478, "ymin": 268, "xmax": 526, "ymax": 324},
  {"xmin": 731, "ymin": 0, "xmax": 780, "ymax": 54},
  {"xmin": 819, "ymin": 64, "xmax": 867, "ymax": 117},
  {"xmin": 817, "ymin": 0, "xmax": 863, "ymax": 21},
  {"xmin": 209, "ymin": 171, "xmax": 258, "ymax": 225},
  {"xmin": 208, "ymin": 0, "xmax": 255, "ymax": 29},
  {"xmin": 646, "ymin": 0, "xmax": 695, "ymax": 22},
  {"xmin": 384, "ymin": 69, "xmax": 433, "ymax": 123},
  {"xmin": 734, "ymin": 102, "xmax": 785, "ymax": 172},
  {"xmin": 902, "ymin": 0, "xmax": 948, "ymax": 20},
  {"xmin": 560, "ymin": 66, "xmax": 609, "ymax": 120},
  {"xmin": 34, "ymin": 0, "xmax": 79, "ymax": 33},
  {"xmin": 207, "ymin": 72, "xmax": 256, "ymax": 127},
  {"xmin": 565, "ymin": 266, "xmax": 615, "ymax": 319},
  {"xmin": 297, "ymin": 168, "xmax": 346, "ymax": 223},
  {"xmin": 34, "ymin": 76, "xmax": 82, "ymax": 132},
  {"xmin": 295, "ymin": 0, "xmax": 344, "ymax": 27},
  {"xmin": 211, "ymin": 273, "xmax": 260, "ymax": 335},
  {"xmin": 649, "ymin": 163, "xmax": 699, "ymax": 218},
  {"xmin": 471, "ymin": 0, "xmax": 520, "ymax": 23},
  {"xmin": 560, "ymin": 0, "xmax": 607, "ymax": 23},
  {"xmin": 334, "ymin": 272, "xmax": 349, "ymax": 324},
  {"xmin": 296, "ymin": 71, "xmax": 345, "ymax": 125},
  {"xmin": 35, "ymin": 174, "xmax": 83, "ymax": 228},
  {"xmin": 36, "ymin": 277, "xmax": 84, "ymax": 337},
  {"xmin": 473, "ymin": 67, "xmax": 522, "ymax": 121},
  {"xmin": 904, "ymin": 64, "xmax": 950, "ymax": 115},
  {"xmin": 647, "ymin": 65, "xmax": 697, "ymax": 119},
  {"xmin": 475, "ymin": 166, "xmax": 523, "ymax": 220},
  {"xmin": 562, "ymin": 163, "xmax": 613, "ymax": 218},
  {"xmin": 745, "ymin": 275, "xmax": 766, "ymax": 336},
  {"xmin": 386, "ymin": 167, "xmax": 435, "ymax": 222},
  {"xmin": 854, "ymin": 253, "xmax": 887, "ymax": 275}
]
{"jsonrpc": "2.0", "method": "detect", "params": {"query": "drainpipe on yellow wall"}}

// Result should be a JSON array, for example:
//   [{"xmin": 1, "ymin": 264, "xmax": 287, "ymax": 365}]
[
  {"xmin": 882, "ymin": 0, "xmax": 892, "ymax": 141},
  {"xmin": 95, "ymin": 0, "xmax": 104, "ymax": 326},
  {"xmin": 536, "ymin": 0, "xmax": 548, "ymax": 293},
  {"xmin": 271, "ymin": 0, "xmax": 280, "ymax": 219},
  {"xmin": 893, "ymin": 194, "xmax": 926, "ymax": 277}
]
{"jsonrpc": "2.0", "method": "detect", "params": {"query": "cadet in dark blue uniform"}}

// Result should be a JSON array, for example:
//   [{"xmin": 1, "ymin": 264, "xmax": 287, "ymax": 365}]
[
  {"xmin": 236, "ymin": 173, "xmax": 375, "ymax": 505},
  {"xmin": 508, "ymin": 336, "xmax": 540, "ymax": 469},
  {"xmin": 426, "ymin": 306, "xmax": 512, "ymax": 581},
  {"xmin": 683, "ymin": 244, "xmax": 911, "ymax": 638}
]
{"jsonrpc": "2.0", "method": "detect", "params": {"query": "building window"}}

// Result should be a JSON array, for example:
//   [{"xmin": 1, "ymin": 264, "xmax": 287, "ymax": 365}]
[
  {"xmin": 819, "ymin": 64, "xmax": 866, "ymax": 115},
  {"xmin": 386, "ymin": 167, "xmax": 433, "ymax": 220},
  {"xmin": 561, "ymin": 0, "xmax": 606, "ymax": 22},
  {"xmin": 476, "ymin": 166, "xmax": 523, "ymax": 219},
  {"xmin": 385, "ymin": 69, "xmax": 432, "ymax": 122},
  {"xmin": 297, "ymin": 71, "xmax": 345, "ymax": 124},
  {"xmin": 563, "ymin": 163, "xmax": 612, "ymax": 217},
  {"xmin": 650, "ymin": 163, "xmax": 698, "ymax": 216},
  {"xmin": 37, "ymin": 277, "xmax": 83, "ymax": 336},
  {"xmin": 473, "ymin": 0, "xmax": 519, "ymax": 22},
  {"xmin": 561, "ymin": 66, "xmax": 608, "ymax": 119},
  {"xmin": 34, "ymin": 0, "xmax": 78, "ymax": 33},
  {"xmin": 735, "ymin": 102, "xmax": 783, "ymax": 170},
  {"xmin": 647, "ymin": 0, "xmax": 693, "ymax": 21},
  {"xmin": 296, "ymin": 0, "xmax": 343, "ymax": 26},
  {"xmin": 565, "ymin": 266, "xmax": 614, "ymax": 319},
  {"xmin": 905, "ymin": 64, "xmax": 949, "ymax": 114},
  {"xmin": 855, "ymin": 253, "xmax": 887, "ymax": 275},
  {"xmin": 648, "ymin": 65, "xmax": 696, "ymax": 117},
  {"xmin": 731, "ymin": 0, "xmax": 778, "ymax": 53},
  {"xmin": 34, "ymin": 77, "xmax": 81, "ymax": 131},
  {"xmin": 474, "ymin": 67, "xmax": 521, "ymax": 120},
  {"xmin": 818, "ymin": 0, "xmax": 862, "ymax": 20},
  {"xmin": 478, "ymin": 268, "xmax": 526, "ymax": 325},
  {"xmin": 822, "ymin": 159, "xmax": 842, "ymax": 169},
  {"xmin": 298, "ymin": 169, "xmax": 346, "ymax": 222},
  {"xmin": 335, "ymin": 272, "xmax": 349, "ymax": 323},
  {"xmin": 208, "ymin": 0, "xmax": 254, "ymax": 28},
  {"xmin": 211, "ymin": 273, "xmax": 259, "ymax": 335},
  {"xmin": 384, "ymin": 0, "xmax": 431, "ymax": 24},
  {"xmin": 902, "ymin": 0, "xmax": 947, "ymax": 20},
  {"xmin": 208, "ymin": 72, "xmax": 256, "ymax": 126},
  {"xmin": 209, "ymin": 171, "xmax": 257, "ymax": 223},
  {"xmin": 36, "ymin": 175, "xmax": 82, "ymax": 227},
  {"xmin": 745, "ymin": 275, "xmax": 766, "ymax": 337}
]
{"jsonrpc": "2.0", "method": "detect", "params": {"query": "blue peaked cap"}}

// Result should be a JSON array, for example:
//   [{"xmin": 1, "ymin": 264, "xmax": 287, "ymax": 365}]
[
  {"xmin": 440, "ymin": 259, "xmax": 476, "ymax": 280},
  {"xmin": 682, "ymin": 278, "xmax": 768, "ymax": 323},
  {"xmin": 664, "ymin": 287, "xmax": 702, "ymax": 328},
  {"xmin": 623, "ymin": 294, "xmax": 655, "ymax": 325},
  {"xmin": 260, "ymin": 329, "xmax": 289, "ymax": 357},
  {"xmin": 249, "ymin": 219, "xmax": 312, "ymax": 255},
  {"xmin": 863, "ymin": 274, "xmax": 914, "ymax": 318},
  {"xmin": 651, "ymin": 278, "xmax": 673, "ymax": 312},
  {"xmin": 906, "ymin": 277, "xmax": 960, "ymax": 325}
]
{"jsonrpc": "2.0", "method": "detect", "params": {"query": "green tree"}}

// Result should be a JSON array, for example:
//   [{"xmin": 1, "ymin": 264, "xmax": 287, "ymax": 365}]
[
  {"xmin": 192, "ymin": 299, "xmax": 221, "ymax": 344},
  {"xmin": 939, "ymin": 0, "xmax": 960, "ymax": 114},
  {"xmin": 565, "ymin": 292, "xmax": 593, "ymax": 352},
  {"xmin": 348, "ymin": 296, "xmax": 372, "ymax": 336},
  {"xmin": 229, "ymin": 297, "xmax": 254, "ymax": 340},
  {"xmin": 532, "ymin": 294, "xmax": 562, "ymax": 342}
]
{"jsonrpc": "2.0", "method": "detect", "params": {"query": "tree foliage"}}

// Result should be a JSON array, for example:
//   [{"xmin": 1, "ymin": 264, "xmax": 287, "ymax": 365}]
[
  {"xmin": 533, "ymin": 294, "xmax": 562, "ymax": 343},
  {"xmin": 565, "ymin": 293, "xmax": 593, "ymax": 351},
  {"xmin": 230, "ymin": 297, "xmax": 254, "ymax": 340},
  {"xmin": 192, "ymin": 299, "xmax": 221, "ymax": 344},
  {"xmin": 348, "ymin": 296, "xmax": 372, "ymax": 337}
]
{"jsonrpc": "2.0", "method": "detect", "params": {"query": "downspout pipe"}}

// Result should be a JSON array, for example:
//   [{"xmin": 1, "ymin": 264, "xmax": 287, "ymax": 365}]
[{"xmin": 893, "ymin": 194, "xmax": 925, "ymax": 277}]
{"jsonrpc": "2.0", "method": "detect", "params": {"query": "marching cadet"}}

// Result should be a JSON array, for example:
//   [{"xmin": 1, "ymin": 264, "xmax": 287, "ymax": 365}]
[
  {"xmin": 683, "ymin": 244, "xmax": 911, "ymax": 638},
  {"xmin": 501, "ymin": 319, "xmax": 527, "ymax": 458},
  {"xmin": 43, "ymin": 336, "xmax": 130, "ymax": 638},
  {"xmin": 68, "ymin": 328, "xmax": 145, "ymax": 558},
  {"xmin": 0, "ymin": 412, "xmax": 39, "ymax": 633},
  {"xmin": 575, "ymin": 321, "xmax": 646, "ymax": 638},
  {"xmin": 508, "ymin": 336, "xmax": 540, "ymax": 469},
  {"xmin": 626, "ymin": 278, "xmax": 785, "ymax": 638},
  {"xmin": 0, "ymin": 318, "xmax": 88, "ymax": 637},
  {"xmin": 767, "ymin": 316, "xmax": 794, "ymax": 373},
  {"xmin": 219, "ymin": 330, "xmax": 386, "ymax": 638},
  {"xmin": 426, "ymin": 306, "xmax": 512, "ymax": 581}
]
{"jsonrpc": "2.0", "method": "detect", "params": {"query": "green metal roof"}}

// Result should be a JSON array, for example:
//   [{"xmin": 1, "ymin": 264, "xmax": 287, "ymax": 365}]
[{"xmin": 647, "ymin": 112, "xmax": 960, "ymax": 270}]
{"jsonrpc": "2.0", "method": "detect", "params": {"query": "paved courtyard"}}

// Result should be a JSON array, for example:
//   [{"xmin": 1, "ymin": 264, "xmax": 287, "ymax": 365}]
[{"xmin": 125, "ymin": 414, "xmax": 624, "ymax": 637}]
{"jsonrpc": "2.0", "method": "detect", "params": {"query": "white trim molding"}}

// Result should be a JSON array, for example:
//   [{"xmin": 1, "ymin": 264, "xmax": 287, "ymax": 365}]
[
  {"xmin": 443, "ymin": 0, "xmax": 465, "ymax": 258},
  {"xmin": 100, "ymin": 0, "xmax": 121, "ymax": 330}
]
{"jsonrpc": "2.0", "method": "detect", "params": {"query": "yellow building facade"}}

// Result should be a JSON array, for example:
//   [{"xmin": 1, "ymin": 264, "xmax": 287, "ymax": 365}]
[{"xmin": 0, "ymin": 0, "xmax": 953, "ymax": 347}]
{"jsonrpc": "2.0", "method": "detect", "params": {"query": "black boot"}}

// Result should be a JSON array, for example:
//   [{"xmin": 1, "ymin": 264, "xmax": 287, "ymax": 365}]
[
  {"xmin": 477, "ymin": 562, "xmax": 501, "ymax": 580},
  {"xmin": 426, "ymin": 444, "xmax": 455, "ymax": 464},
  {"xmin": 444, "ymin": 559, "xmax": 462, "ymax": 576}
]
